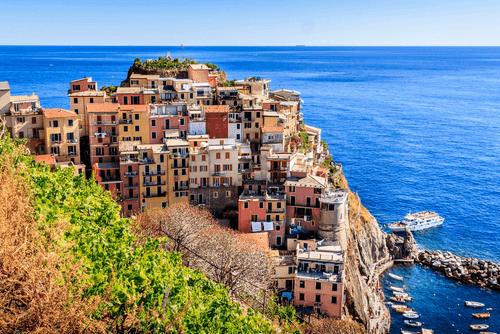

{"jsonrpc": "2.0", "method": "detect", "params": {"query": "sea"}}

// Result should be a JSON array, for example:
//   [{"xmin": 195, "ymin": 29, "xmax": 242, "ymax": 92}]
[{"xmin": 1, "ymin": 46, "xmax": 499, "ymax": 333}]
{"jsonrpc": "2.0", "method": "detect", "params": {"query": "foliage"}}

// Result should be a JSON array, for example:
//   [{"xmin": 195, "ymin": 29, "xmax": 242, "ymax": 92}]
[
  {"xmin": 0, "ymin": 135, "xmax": 280, "ymax": 333},
  {"xmin": 321, "ymin": 140, "xmax": 328, "ymax": 152},
  {"xmin": 100, "ymin": 85, "xmax": 117, "ymax": 95},
  {"xmin": 134, "ymin": 56, "xmax": 200, "ymax": 71},
  {"xmin": 203, "ymin": 62, "xmax": 218, "ymax": 70},
  {"xmin": 223, "ymin": 79, "xmax": 236, "ymax": 87}
]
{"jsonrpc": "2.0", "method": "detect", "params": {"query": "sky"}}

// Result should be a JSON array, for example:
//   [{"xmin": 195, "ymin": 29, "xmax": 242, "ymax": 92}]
[{"xmin": 1, "ymin": 0, "xmax": 499, "ymax": 46}]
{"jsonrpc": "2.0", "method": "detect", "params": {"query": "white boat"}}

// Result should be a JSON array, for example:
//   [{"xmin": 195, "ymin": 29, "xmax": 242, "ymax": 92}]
[
  {"xmin": 388, "ymin": 211, "xmax": 444, "ymax": 232},
  {"xmin": 465, "ymin": 301, "xmax": 485, "ymax": 308},
  {"xmin": 401, "ymin": 330, "xmax": 420, "ymax": 334},
  {"xmin": 390, "ymin": 286, "xmax": 405, "ymax": 292},
  {"xmin": 404, "ymin": 320, "xmax": 422, "ymax": 327},
  {"xmin": 470, "ymin": 325, "xmax": 489, "ymax": 331},
  {"xmin": 403, "ymin": 312, "xmax": 420, "ymax": 319},
  {"xmin": 394, "ymin": 292, "xmax": 410, "ymax": 298},
  {"xmin": 389, "ymin": 273, "xmax": 404, "ymax": 281}
]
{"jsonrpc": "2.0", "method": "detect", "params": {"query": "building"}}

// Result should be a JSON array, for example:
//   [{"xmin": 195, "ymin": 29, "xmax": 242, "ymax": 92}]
[
  {"xmin": 117, "ymin": 104, "xmax": 151, "ymax": 144},
  {"xmin": 68, "ymin": 85, "xmax": 107, "ymax": 137},
  {"xmin": 42, "ymin": 108, "xmax": 81, "ymax": 165},
  {"xmin": 0, "ymin": 82, "xmax": 11, "ymax": 116},
  {"xmin": 205, "ymin": 105, "xmax": 229, "ymax": 139},
  {"xmin": 187, "ymin": 64, "xmax": 210, "ymax": 83},
  {"xmin": 294, "ymin": 245, "xmax": 345, "ymax": 317},
  {"xmin": 164, "ymin": 138, "xmax": 190, "ymax": 207},
  {"xmin": 187, "ymin": 135, "xmax": 210, "ymax": 206},
  {"xmin": 87, "ymin": 103, "xmax": 120, "ymax": 166},
  {"xmin": 119, "ymin": 141, "xmax": 141, "ymax": 216},
  {"xmin": 137, "ymin": 144, "xmax": 169, "ymax": 211}
]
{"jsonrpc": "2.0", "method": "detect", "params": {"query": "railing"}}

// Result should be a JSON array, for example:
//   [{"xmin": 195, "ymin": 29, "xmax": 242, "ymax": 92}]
[
  {"xmin": 67, "ymin": 139, "xmax": 78, "ymax": 144},
  {"xmin": 143, "ymin": 171, "xmax": 165, "ymax": 176},
  {"xmin": 68, "ymin": 152, "xmax": 78, "ymax": 156},
  {"xmin": 52, "ymin": 140, "xmax": 63, "ymax": 145},
  {"xmin": 212, "ymin": 171, "xmax": 226, "ymax": 176},
  {"xmin": 163, "ymin": 125, "xmax": 180, "ymax": 130},
  {"xmin": 119, "ymin": 118, "xmax": 132, "ymax": 124},
  {"xmin": 143, "ymin": 192, "xmax": 167, "ymax": 198},
  {"xmin": 120, "ymin": 157, "xmax": 140, "ymax": 163},
  {"xmin": 267, "ymin": 208, "xmax": 285, "ymax": 213},
  {"xmin": 100, "ymin": 176, "xmax": 121, "ymax": 183},
  {"xmin": 94, "ymin": 121, "xmax": 118, "ymax": 125},
  {"xmin": 124, "ymin": 172, "xmax": 137, "ymax": 177},
  {"xmin": 124, "ymin": 183, "xmax": 138, "ymax": 189},
  {"xmin": 144, "ymin": 181, "xmax": 166, "ymax": 187},
  {"xmin": 140, "ymin": 158, "xmax": 156, "ymax": 165},
  {"xmin": 124, "ymin": 196, "xmax": 139, "ymax": 201},
  {"xmin": 171, "ymin": 164, "xmax": 187, "ymax": 169},
  {"xmin": 174, "ymin": 186, "xmax": 189, "ymax": 191}
]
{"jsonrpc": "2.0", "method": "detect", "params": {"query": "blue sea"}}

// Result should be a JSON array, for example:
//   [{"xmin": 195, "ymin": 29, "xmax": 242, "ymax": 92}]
[{"xmin": 1, "ymin": 46, "xmax": 499, "ymax": 333}]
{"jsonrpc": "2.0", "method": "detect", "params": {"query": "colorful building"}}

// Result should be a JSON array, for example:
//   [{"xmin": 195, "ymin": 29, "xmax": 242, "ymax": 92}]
[
  {"xmin": 205, "ymin": 105, "xmax": 229, "ymax": 139},
  {"xmin": 42, "ymin": 108, "xmax": 81, "ymax": 165}
]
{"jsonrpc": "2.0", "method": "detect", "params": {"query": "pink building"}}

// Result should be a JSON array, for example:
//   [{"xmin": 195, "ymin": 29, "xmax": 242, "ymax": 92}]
[{"xmin": 69, "ymin": 77, "xmax": 97, "ymax": 94}]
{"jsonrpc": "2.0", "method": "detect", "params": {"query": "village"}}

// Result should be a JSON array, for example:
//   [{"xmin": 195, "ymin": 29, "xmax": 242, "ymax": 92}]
[{"xmin": 0, "ymin": 58, "xmax": 351, "ymax": 319}]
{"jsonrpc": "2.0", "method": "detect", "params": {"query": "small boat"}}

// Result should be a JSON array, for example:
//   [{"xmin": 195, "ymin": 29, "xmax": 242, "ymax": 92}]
[
  {"xmin": 470, "ymin": 324, "xmax": 489, "ymax": 331},
  {"xmin": 403, "ymin": 312, "xmax": 420, "ymax": 319},
  {"xmin": 389, "ymin": 273, "xmax": 404, "ymax": 281},
  {"xmin": 404, "ymin": 320, "xmax": 422, "ymax": 327},
  {"xmin": 390, "ymin": 296, "xmax": 406, "ymax": 303},
  {"xmin": 466, "ymin": 301, "xmax": 485, "ymax": 308},
  {"xmin": 393, "ymin": 306, "xmax": 412, "ymax": 313},
  {"xmin": 394, "ymin": 292, "xmax": 410, "ymax": 298},
  {"xmin": 401, "ymin": 330, "xmax": 420, "ymax": 334},
  {"xmin": 479, "ymin": 332, "xmax": 497, "ymax": 334},
  {"xmin": 473, "ymin": 313, "xmax": 490, "ymax": 319},
  {"xmin": 390, "ymin": 286, "xmax": 405, "ymax": 292}
]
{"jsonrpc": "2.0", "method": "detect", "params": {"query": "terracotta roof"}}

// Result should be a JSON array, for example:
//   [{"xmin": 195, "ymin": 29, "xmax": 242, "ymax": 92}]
[
  {"xmin": 120, "ymin": 104, "xmax": 150, "ymax": 112},
  {"xmin": 68, "ymin": 91, "xmax": 106, "ymax": 97},
  {"xmin": 43, "ymin": 108, "xmax": 78, "ymax": 118},
  {"xmin": 189, "ymin": 64, "xmax": 210, "ymax": 70},
  {"xmin": 70, "ymin": 77, "xmax": 93, "ymax": 83},
  {"xmin": 203, "ymin": 105, "xmax": 229, "ymax": 113},
  {"xmin": 87, "ymin": 103, "xmax": 120, "ymax": 113},
  {"xmin": 129, "ymin": 73, "xmax": 160, "ymax": 80},
  {"xmin": 284, "ymin": 175, "xmax": 327, "ymax": 188},
  {"xmin": 34, "ymin": 154, "xmax": 57, "ymax": 165},
  {"xmin": 116, "ymin": 87, "xmax": 142, "ymax": 94},
  {"xmin": 240, "ymin": 232, "xmax": 270, "ymax": 251},
  {"xmin": 261, "ymin": 126, "xmax": 284, "ymax": 133}
]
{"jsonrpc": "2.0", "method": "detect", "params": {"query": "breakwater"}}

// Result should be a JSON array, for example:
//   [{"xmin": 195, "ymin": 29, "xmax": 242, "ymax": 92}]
[{"xmin": 417, "ymin": 250, "xmax": 500, "ymax": 291}]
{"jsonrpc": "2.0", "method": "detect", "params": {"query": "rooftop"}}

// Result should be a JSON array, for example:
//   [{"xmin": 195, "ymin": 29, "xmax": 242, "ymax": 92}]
[
  {"xmin": 43, "ymin": 108, "xmax": 78, "ymax": 119},
  {"xmin": 87, "ymin": 103, "xmax": 119, "ymax": 113},
  {"xmin": 70, "ymin": 77, "xmax": 93, "ymax": 83},
  {"xmin": 262, "ymin": 126, "xmax": 284, "ymax": 133},
  {"xmin": 240, "ymin": 232, "xmax": 270, "ymax": 251},
  {"xmin": 129, "ymin": 73, "xmax": 160, "ymax": 80},
  {"xmin": 319, "ymin": 189, "xmax": 348, "ymax": 204},
  {"xmin": 164, "ymin": 138, "xmax": 189, "ymax": 147},
  {"xmin": 34, "ymin": 154, "xmax": 57, "ymax": 165},
  {"xmin": 204, "ymin": 105, "xmax": 229, "ymax": 113},
  {"xmin": 116, "ymin": 87, "xmax": 142, "ymax": 94},
  {"xmin": 10, "ymin": 94, "xmax": 39, "ymax": 103},
  {"xmin": 136, "ymin": 143, "xmax": 170, "ymax": 153},
  {"xmin": 119, "ymin": 140, "xmax": 141, "ymax": 153},
  {"xmin": 68, "ymin": 91, "xmax": 106, "ymax": 97},
  {"xmin": 284, "ymin": 175, "xmax": 328, "ymax": 189},
  {"xmin": 0, "ymin": 82, "xmax": 10, "ymax": 91},
  {"xmin": 189, "ymin": 64, "xmax": 210, "ymax": 71}
]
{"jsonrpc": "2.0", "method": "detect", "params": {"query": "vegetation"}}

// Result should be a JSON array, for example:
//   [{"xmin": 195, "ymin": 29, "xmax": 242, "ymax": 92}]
[
  {"xmin": 133, "ymin": 56, "xmax": 200, "ymax": 71},
  {"xmin": 100, "ymin": 85, "xmax": 117, "ymax": 95},
  {"xmin": 296, "ymin": 132, "xmax": 311, "ymax": 152},
  {"xmin": 321, "ymin": 140, "xmax": 328, "ymax": 152},
  {"xmin": 203, "ymin": 62, "xmax": 218, "ymax": 70},
  {"xmin": 0, "ymin": 135, "xmax": 283, "ymax": 333},
  {"xmin": 223, "ymin": 79, "xmax": 236, "ymax": 87}
]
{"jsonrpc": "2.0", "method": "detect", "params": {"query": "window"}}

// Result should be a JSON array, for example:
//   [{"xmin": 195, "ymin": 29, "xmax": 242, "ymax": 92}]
[
  {"xmin": 290, "ymin": 186, "xmax": 295, "ymax": 192},
  {"xmin": 226, "ymin": 191, "xmax": 231, "ymax": 197},
  {"xmin": 67, "ymin": 132, "xmax": 74, "ymax": 140},
  {"xmin": 51, "ymin": 147, "xmax": 60, "ymax": 155},
  {"xmin": 213, "ymin": 191, "xmax": 218, "ymax": 198},
  {"xmin": 332, "ymin": 284, "xmax": 338, "ymax": 291},
  {"xmin": 256, "ymin": 112, "xmax": 261, "ymax": 118},
  {"xmin": 151, "ymin": 96, "xmax": 156, "ymax": 103},
  {"xmin": 31, "ymin": 117, "xmax": 36, "ymax": 124},
  {"xmin": 236, "ymin": 123, "xmax": 240, "ymax": 129},
  {"xmin": 276, "ymin": 225, "xmax": 281, "ymax": 231},
  {"xmin": 331, "ymin": 296, "xmax": 337, "ymax": 304},
  {"xmin": 290, "ymin": 195, "xmax": 295, "ymax": 205},
  {"xmin": 161, "ymin": 202, "xmax": 167, "ymax": 208},
  {"xmin": 72, "ymin": 85, "xmax": 80, "ymax": 91},
  {"xmin": 181, "ymin": 169, "xmax": 186, "ymax": 175},
  {"xmin": 53, "ymin": 120, "xmax": 59, "ymax": 127},
  {"xmin": 255, "ymin": 122, "xmax": 259, "ymax": 128},
  {"xmin": 316, "ymin": 282, "xmax": 322, "ymax": 290},
  {"xmin": 68, "ymin": 119, "xmax": 73, "ymax": 126},
  {"xmin": 244, "ymin": 202, "xmax": 249, "ymax": 209},
  {"xmin": 134, "ymin": 114, "xmax": 140, "ymax": 120},
  {"xmin": 201, "ymin": 155, "xmax": 206, "ymax": 162},
  {"xmin": 75, "ymin": 109, "xmax": 78, "ymax": 114},
  {"xmin": 299, "ymin": 293, "xmax": 305, "ymax": 301},
  {"xmin": 315, "ymin": 295, "xmax": 321, "ymax": 303},
  {"xmin": 135, "ymin": 126, "xmax": 139, "ymax": 132},
  {"xmin": 190, "ymin": 93, "xmax": 193, "ymax": 99},
  {"xmin": 299, "ymin": 281, "xmax": 305, "ymax": 288},
  {"xmin": 105, "ymin": 184, "xmax": 109, "ymax": 191},
  {"xmin": 236, "ymin": 134, "xmax": 241, "ymax": 140},
  {"xmin": 160, "ymin": 154, "xmax": 164, "ymax": 163},
  {"xmin": 123, "ymin": 126, "xmax": 128, "ymax": 132},
  {"xmin": 225, "ymin": 152, "xmax": 230, "ymax": 159},
  {"xmin": 73, "ymin": 98, "xmax": 78, "ymax": 104},
  {"xmin": 123, "ymin": 96, "xmax": 128, "ymax": 105},
  {"xmin": 180, "ymin": 93, "xmax": 185, "ymax": 99},
  {"xmin": 179, "ymin": 118, "xmax": 185, "ymax": 126},
  {"xmin": 18, "ymin": 132, "xmax": 24, "ymax": 139},
  {"xmin": 151, "ymin": 119, "xmax": 156, "ymax": 127},
  {"xmin": 131, "ymin": 96, "xmax": 140, "ymax": 104},
  {"xmin": 127, "ymin": 205, "xmax": 133, "ymax": 211},
  {"xmin": 116, "ymin": 184, "xmax": 121, "ymax": 191},
  {"xmin": 259, "ymin": 202, "xmax": 264, "ymax": 209},
  {"xmin": 216, "ymin": 152, "xmax": 221, "ymax": 159},
  {"xmin": 89, "ymin": 98, "xmax": 94, "ymax": 103},
  {"xmin": 131, "ymin": 80, "xmax": 139, "ymax": 86},
  {"xmin": 152, "ymin": 132, "xmax": 156, "ymax": 139},
  {"xmin": 288, "ymin": 266, "xmax": 294, "ymax": 274},
  {"xmin": 251, "ymin": 214, "xmax": 258, "ymax": 222}
]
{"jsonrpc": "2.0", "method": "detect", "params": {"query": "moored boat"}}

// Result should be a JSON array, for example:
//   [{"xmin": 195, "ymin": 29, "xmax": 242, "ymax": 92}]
[
  {"xmin": 404, "ymin": 320, "xmax": 422, "ymax": 327},
  {"xmin": 403, "ymin": 312, "xmax": 420, "ymax": 319},
  {"xmin": 390, "ymin": 286, "xmax": 405, "ymax": 292},
  {"xmin": 389, "ymin": 273, "xmax": 404, "ymax": 281},
  {"xmin": 401, "ymin": 330, "xmax": 420, "ymax": 334},
  {"xmin": 473, "ymin": 313, "xmax": 490, "ymax": 319},
  {"xmin": 388, "ymin": 211, "xmax": 444, "ymax": 232},
  {"xmin": 465, "ymin": 301, "xmax": 485, "ymax": 308},
  {"xmin": 394, "ymin": 292, "xmax": 410, "ymax": 298},
  {"xmin": 470, "ymin": 324, "xmax": 489, "ymax": 331}
]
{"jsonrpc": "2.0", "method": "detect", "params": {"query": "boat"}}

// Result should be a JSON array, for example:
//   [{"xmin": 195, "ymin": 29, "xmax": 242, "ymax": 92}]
[
  {"xmin": 401, "ymin": 330, "xmax": 420, "ymax": 334},
  {"xmin": 465, "ymin": 301, "xmax": 485, "ymax": 308},
  {"xmin": 394, "ymin": 306, "xmax": 413, "ymax": 313},
  {"xmin": 389, "ymin": 273, "xmax": 404, "ymax": 281},
  {"xmin": 390, "ymin": 286, "xmax": 405, "ymax": 292},
  {"xmin": 403, "ymin": 312, "xmax": 420, "ymax": 319},
  {"xmin": 394, "ymin": 292, "xmax": 410, "ymax": 298},
  {"xmin": 404, "ymin": 320, "xmax": 422, "ymax": 327},
  {"xmin": 470, "ymin": 325, "xmax": 489, "ymax": 331},
  {"xmin": 473, "ymin": 313, "xmax": 491, "ymax": 319},
  {"xmin": 388, "ymin": 211, "xmax": 444, "ymax": 232},
  {"xmin": 390, "ymin": 296, "xmax": 413, "ymax": 303},
  {"xmin": 478, "ymin": 332, "xmax": 497, "ymax": 334}
]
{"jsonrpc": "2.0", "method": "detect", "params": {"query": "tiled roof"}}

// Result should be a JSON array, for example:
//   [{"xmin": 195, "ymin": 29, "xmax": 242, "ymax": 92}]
[
  {"xmin": 10, "ymin": 94, "xmax": 39, "ymax": 102},
  {"xmin": 284, "ymin": 175, "xmax": 327, "ymax": 188},
  {"xmin": 68, "ymin": 91, "xmax": 106, "ymax": 97},
  {"xmin": 43, "ymin": 108, "xmax": 78, "ymax": 118},
  {"xmin": 261, "ymin": 126, "xmax": 284, "ymax": 133},
  {"xmin": 34, "ymin": 154, "xmax": 57, "ymax": 165},
  {"xmin": 70, "ymin": 77, "xmax": 93, "ymax": 83},
  {"xmin": 120, "ymin": 104, "xmax": 150, "ymax": 112},
  {"xmin": 116, "ymin": 87, "xmax": 142, "ymax": 94},
  {"xmin": 129, "ymin": 73, "xmax": 160, "ymax": 80},
  {"xmin": 240, "ymin": 232, "xmax": 270, "ymax": 251},
  {"xmin": 0, "ymin": 82, "xmax": 10, "ymax": 90},
  {"xmin": 119, "ymin": 140, "xmax": 141, "ymax": 153},
  {"xmin": 203, "ymin": 105, "xmax": 229, "ymax": 113},
  {"xmin": 87, "ymin": 103, "xmax": 120, "ymax": 113}
]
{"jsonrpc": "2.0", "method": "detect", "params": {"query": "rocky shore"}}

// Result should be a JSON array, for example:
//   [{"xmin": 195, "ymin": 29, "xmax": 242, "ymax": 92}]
[{"xmin": 417, "ymin": 250, "xmax": 500, "ymax": 291}]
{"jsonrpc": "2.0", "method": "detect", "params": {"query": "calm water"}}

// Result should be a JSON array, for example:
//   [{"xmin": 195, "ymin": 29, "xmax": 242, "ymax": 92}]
[{"xmin": 1, "ymin": 46, "xmax": 499, "ymax": 333}]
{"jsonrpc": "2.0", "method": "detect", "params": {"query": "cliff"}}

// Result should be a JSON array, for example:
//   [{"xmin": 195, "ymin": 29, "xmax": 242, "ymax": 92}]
[{"xmin": 338, "ymin": 173, "xmax": 391, "ymax": 332}]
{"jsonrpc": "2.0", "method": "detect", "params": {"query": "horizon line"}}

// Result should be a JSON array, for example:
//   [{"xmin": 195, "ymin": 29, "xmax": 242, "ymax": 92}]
[{"xmin": 1, "ymin": 45, "xmax": 500, "ymax": 47}]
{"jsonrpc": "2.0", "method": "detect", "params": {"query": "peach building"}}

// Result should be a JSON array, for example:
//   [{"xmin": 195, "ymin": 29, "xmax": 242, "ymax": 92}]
[{"xmin": 42, "ymin": 108, "xmax": 81, "ymax": 165}]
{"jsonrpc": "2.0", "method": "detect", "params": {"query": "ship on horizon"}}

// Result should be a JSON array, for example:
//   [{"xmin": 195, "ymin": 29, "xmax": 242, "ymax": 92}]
[{"xmin": 388, "ymin": 211, "xmax": 444, "ymax": 232}]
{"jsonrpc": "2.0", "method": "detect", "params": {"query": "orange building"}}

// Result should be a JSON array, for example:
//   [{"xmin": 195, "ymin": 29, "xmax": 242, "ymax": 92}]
[{"xmin": 42, "ymin": 108, "xmax": 81, "ymax": 165}]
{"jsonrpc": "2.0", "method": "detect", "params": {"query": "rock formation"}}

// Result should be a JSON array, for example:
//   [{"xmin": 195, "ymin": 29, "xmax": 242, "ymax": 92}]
[{"xmin": 386, "ymin": 227, "xmax": 419, "ymax": 260}]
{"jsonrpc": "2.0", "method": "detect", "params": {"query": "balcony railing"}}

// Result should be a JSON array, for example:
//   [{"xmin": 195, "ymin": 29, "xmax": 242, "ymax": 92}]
[
  {"xmin": 140, "ymin": 158, "xmax": 156, "ymax": 165},
  {"xmin": 171, "ymin": 164, "xmax": 187, "ymax": 169},
  {"xmin": 68, "ymin": 151, "xmax": 78, "ymax": 156},
  {"xmin": 67, "ymin": 138, "xmax": 78, "ymax": 144},
  {"xmin": 212, "ymin": 171, "xmax": 226, "ymax": 176},
  {"xmin": 52, "ymin": 140, "xmax": 63, "ymax": 145},
  {"xmin": 267, "ymin": 208, "xmax": 285, "ymax": 213},
  {"xmin": 144, "ymin": 181, "xmax": 166, "ymax": 187},
  {"xmin": 124, "ymin": 172, "xmax": 137, "ymax": 177},
  {"xmin": 94, "ymin": 120, "xmax": 118, "ymax": 125},
  {"xmin": 173, "ymin": 186, "xmax": 189, "ymax": 191},
  {"xmin": 100, "ymin": 176, "xmax": 121, "ymax": 183},
  {"xmin": 143, "ymin": 192, "xmax": 167, "ymax": 198},
  {"xmin": 119, "ymin": 118, "xmax": 132, "ymax": 124},
  {"xmin": 124, "ymin": 183, "xmax": 138, "ymax": 189},
  {"xmin": 120, "ymin": 157, "xmax": 140, "ymax": 163},
  {"xmin": 143, "ymin": 171, "xmax": 165, "ymax": 176},
  {"xmin": 124, "ymin": 196, "xmax": 139, "ymax": 201},
  {"xmin": 163, "ymin": 125, "xmax": 180, "ymax": 130}
]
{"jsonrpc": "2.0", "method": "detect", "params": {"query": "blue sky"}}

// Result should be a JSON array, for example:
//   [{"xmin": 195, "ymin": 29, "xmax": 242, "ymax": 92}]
[{"xmin": 1, "ymin": 0, "xmax": 499, "ymax": 46}]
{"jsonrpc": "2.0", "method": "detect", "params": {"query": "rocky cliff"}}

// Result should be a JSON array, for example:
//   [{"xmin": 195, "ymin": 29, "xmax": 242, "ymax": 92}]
[{"xmin": 338, "ymin": 173, "xmax": 391, "ymax": 332}]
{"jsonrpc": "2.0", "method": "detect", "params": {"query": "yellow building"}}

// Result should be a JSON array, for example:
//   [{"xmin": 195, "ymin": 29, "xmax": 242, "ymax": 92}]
[
  {"xmin": 129, "ymin": 73, "xmax": 159, "ymax": 89},
  {"xmin": 68, "ymin": 90, "xmax": 107, "ymax": 136},
  {"xmin": 137, "ymin": 144, "xmax": 169, "ymax": 211},
  {"xmin": 118, "ymin": 104, "xmax": 151, "ymax": 144},
  {"xmin": 42, "ymin": 108, "xmax": 81, "ymax": 165},
  {"xmin": 164, "ymin": 138, "xmax": 190, "ymax": 206}
]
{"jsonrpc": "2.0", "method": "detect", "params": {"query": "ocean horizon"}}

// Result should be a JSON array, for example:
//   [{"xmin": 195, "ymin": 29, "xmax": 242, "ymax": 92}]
[{"xmin": 1, "ymin": 45, "xmax": 499, "ymax": 333}]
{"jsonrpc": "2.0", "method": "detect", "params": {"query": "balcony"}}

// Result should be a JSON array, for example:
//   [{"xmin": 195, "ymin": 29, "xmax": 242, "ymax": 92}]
[
  {"xmin": 267, "ymin": 208, "xmax": 285, "ymax": 213},
  {"xmin": 124, "ymin": 196, "xmax": 139, "ymax": 201},
  {"xmin": 52, "ymin": 140, "xmax": 63, "ymax": 145},
  {"xmin": 143, "ymin": 171, "xmax": 165, "ymax": 176},
  {"xmin": 68, "ymin": 151, "xmax": 78, "ymax": 156},
  {"xmin": 124, "ymin": 172, "xmax": 137, "ymax": 177},
  {"xmin": 140, "ymin": 158, "xmax": 156, "ymax": 165},
  {"xmin": 171, "ymin": 164, "xmax": 187, "ymax": 169},
  {"xmin": 144, "ymin": 181, "xmax": 166, "ymax": 187},
  {"xmin": 212, "ymin": 171, "xmax": 226, "ymax": 176},
  {"xmin": 124, "ymin": 183, "xmax": 138, "ymax": 189},
  {"xmin": 163, "ymin": 125, "xmax": 180, "ymax": 130},
  {"xmin": 94, "ymin": 120, "xmax": 118, "ymax": 126},
  {"xmin": 100, "ymin": 176, "xmax": 121, "ymax": 183},
  {"xmin": 119, "ymin": 118, "xmax": 132, "ymax": 124},
  {"xmin": 67, "ymin": 138, "xmax": 78, "ymax": 144},
  {"xmin": 94, "ymin": 132, "xmax": 118, "ymax": 138},
  {"xmin": 174, "ymin": 186, "xmax": 189, "ymax": 191},
  {"xmin": 120, "ymin": 157, "xmax": 140, "ymax": 163},
  {"xmin": 143, "ymin": 192, "xmax": 167, "ymax": 198}
]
